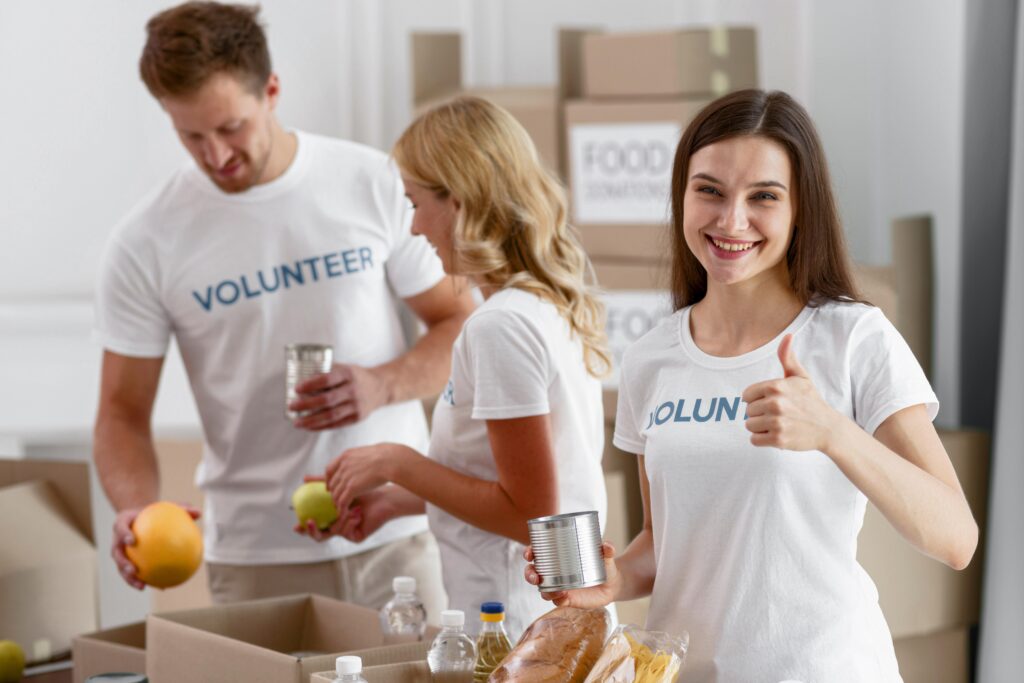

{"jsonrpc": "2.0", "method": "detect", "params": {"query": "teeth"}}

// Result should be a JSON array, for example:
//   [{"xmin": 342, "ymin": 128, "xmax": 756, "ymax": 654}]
[{"xmin": 712, "ymin": 238, "xmax": 756, "ymax": 252}]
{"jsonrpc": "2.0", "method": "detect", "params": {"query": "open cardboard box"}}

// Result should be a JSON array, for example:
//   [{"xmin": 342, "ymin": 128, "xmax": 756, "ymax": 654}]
[
  {"xmin": 146, "ymin": 594, "xmax": 438, "ymax": 683},
  {"xmin": 71, "ymin": 621, "xmax": 146, "ymax": 683},
  {"xmin": 0, "ymin": 458, "xmax": 97, "ymax": 665},
  {"xmin": 313, "ymin": 660, "xmax": 432, "ymax": 683}
]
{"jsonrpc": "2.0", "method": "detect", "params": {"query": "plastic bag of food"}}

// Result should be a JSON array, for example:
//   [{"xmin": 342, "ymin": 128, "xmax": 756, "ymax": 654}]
[
  {"xmin": 488, "ymin": 606, "xmax": 611, "ymax": 682},
  {"xmin": 582, "ymin": 624, "xmax": 688, "ymax": 683}
]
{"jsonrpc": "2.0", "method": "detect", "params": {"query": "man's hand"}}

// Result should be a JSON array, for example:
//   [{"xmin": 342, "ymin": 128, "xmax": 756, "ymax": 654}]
[
  {"xmin": 113, "ymin": 503, "xmax": 201, "ymax": 590},
  {"xmin": 290, "ymin": 363, "xmax": 391, "ymax": 431}
]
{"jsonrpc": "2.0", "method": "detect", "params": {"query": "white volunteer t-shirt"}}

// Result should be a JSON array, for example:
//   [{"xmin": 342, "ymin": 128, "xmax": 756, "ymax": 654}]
[
  {"xmin": 428, "ymin": 287, "xmax": 606, "ymax": 640},
  {"xmin": 614, "ymin": 301, "xmax": 938, "ymax": 683},
  {"xmin": 95, "ymin": 131, "xmax": 444, "ymax": 565}
]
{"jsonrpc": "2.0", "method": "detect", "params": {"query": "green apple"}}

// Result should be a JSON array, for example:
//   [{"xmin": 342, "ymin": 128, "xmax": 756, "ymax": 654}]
[
  {"xmin": 0, "ymin": 639, "xmax": 25, "ymax": 683},
  {"xmin": 291, "ymin": 481, "xmax": 339, "ymax": 531}
]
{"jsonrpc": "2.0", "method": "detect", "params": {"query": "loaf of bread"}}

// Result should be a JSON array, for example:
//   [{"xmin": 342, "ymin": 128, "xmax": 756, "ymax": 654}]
[{"xmin": 488, "ymin": 607, "xmax": 611, "ymax": 683}]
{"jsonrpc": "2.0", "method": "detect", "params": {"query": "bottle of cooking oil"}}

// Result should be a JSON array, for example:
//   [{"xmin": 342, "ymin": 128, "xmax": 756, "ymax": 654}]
[{"xmin": 473, "ymin": 602, "xmax": 513, "ymax": 682}]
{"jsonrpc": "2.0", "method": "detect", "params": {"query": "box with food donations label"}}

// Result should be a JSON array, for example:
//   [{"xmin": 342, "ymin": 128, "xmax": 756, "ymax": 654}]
[
  {"xmin": 566, "ymin": 99, "xmax": 709, "ymax": 259},
  {"xmin": 592, "ymin": 259, "xmax": 673, "ymax": 390},
  {"xmin": 145, "ymin": 594, "xmax": 438, "ymax": 683},
  {"xmin": 582, "ymin": 27, "xmax": 758, "ymax": 99}
]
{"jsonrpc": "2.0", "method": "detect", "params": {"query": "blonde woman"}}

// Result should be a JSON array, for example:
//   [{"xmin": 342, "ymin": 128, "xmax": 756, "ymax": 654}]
[{"xmin": 311, "ymin": 96, "xmax": 611, "ymax": 638}]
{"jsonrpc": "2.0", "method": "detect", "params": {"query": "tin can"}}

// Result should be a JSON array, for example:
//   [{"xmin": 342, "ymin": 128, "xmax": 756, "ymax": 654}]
[
  {"xmin": 527, "ymin": 510, "xmax": 606, "ymax": 592},
  {"xmin": 285, "ymin": 343, "xmax": 333, "ymax": 420}
]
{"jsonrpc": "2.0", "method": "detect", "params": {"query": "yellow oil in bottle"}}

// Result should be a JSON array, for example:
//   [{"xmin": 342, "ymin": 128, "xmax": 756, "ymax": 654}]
[{"xmin": 473, "ymin": 602, "xmax": 513, "ymax": 682}]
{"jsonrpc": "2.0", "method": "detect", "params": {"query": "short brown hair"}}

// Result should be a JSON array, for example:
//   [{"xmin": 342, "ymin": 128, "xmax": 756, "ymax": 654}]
[
  {"xmin": 669, "ymin": 89, "xmax": 863, "ymax": 310},
  {"xmin": 139, "ymin": 1, "xmax": 271, "ymax": 99}
]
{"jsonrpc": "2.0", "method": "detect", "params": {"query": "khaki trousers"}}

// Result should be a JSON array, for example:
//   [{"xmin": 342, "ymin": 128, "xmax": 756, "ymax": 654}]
[{"xmin": 206, "ymin": 531, "xmax": 447, "ymax": 621}]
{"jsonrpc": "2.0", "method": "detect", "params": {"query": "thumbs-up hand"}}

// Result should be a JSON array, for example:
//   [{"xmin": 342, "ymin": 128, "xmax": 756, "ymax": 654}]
[{"xmin": 741, "ymin": 334, "xmax": 841, "ymax": 452}]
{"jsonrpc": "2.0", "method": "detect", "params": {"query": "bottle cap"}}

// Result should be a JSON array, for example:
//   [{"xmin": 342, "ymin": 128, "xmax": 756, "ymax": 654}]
[
  {"xmin": 393, "ymin": 576, "xmax": 416, "ymax": 594},
  {"xmin": 440, "ymin": 609, "xmax": 465, "ymax": 627},
  {"xmin": 336, "ymin": 655, "xmax": 362, "ymax": 675},
  {"xmin": 480, "ymin": 602, "xmax": 505, "ymax": 622}
]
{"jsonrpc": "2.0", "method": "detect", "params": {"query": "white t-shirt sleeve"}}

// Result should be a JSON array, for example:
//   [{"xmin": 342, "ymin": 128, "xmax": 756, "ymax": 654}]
[
  {"xmin": 849, "ymin": 306, "xmax": 939, "ymax": 435},
  {"xmin": 465, "ymin": 309, "xmax": 552, "ymax": 420},
  {"xmin": 612, "ymin": 360, "xmax": 645, "ymax": 455},
  {"xmin": 94, "ymin": 237, "xmax": 170, "ymax": 358},
  {"xmin": 375, "ymin": 160, "xmax": 445, "ymax": 299}
]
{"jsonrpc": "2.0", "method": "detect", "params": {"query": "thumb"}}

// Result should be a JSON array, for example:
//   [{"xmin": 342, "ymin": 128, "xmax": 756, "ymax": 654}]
[{"xmin": 778, "ymin": 334, "xmax": 808, "ymax": 379}]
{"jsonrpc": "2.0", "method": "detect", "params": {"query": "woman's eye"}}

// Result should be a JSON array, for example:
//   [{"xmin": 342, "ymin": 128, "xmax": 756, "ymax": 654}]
[
  {"xmin": 753, "ymin": 191, "xmax": 778, "ymax": 201},
  {"xmin": 696, "ymin": 185, "xmax": 721, "ymax": 196}
]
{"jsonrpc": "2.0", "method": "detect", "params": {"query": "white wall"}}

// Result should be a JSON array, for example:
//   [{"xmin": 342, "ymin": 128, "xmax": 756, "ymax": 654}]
[{"xmin": 807, "ymin": 0, "xmax": 965, "ymax": 426}]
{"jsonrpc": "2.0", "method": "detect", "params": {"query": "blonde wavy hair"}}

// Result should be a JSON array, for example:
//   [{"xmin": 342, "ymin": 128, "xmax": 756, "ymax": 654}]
[{"xmin": 393, "ymin": 96, "xmax": 611, "ymax": 378}]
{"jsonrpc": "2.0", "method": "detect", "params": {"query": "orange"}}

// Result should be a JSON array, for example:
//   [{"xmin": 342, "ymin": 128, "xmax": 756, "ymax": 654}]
[{"xmin": 125, "ymin": 501, "xmax": 203, "ymax": 589}]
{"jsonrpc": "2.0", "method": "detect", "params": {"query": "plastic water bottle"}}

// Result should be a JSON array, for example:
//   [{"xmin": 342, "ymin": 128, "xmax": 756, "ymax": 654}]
[
  {"xmin": 334, "ymin": 655, "xmax": 367, "ymax": 683},
  {"xmin": 473, "ymin": 602, "xmax": 513, "ymax": 682},
  {"xmin": 427, "ymin": 610, "xmax": 476, "ymax": 683},
  {"xmin": 380, "ymin": 576, "xmax": 428, "ymax": 644}
]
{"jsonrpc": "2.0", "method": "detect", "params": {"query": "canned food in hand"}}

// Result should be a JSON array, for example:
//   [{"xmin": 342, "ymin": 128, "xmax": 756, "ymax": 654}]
[{"xmin": 285, "ymin": 343, "xmax": 333, "ymax": 420}]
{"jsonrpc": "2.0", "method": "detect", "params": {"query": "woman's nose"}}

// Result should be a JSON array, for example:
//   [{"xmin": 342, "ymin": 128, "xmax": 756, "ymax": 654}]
[{"xmin": 717, "ymin": 200, "xmax": 750, "ymax": 232}]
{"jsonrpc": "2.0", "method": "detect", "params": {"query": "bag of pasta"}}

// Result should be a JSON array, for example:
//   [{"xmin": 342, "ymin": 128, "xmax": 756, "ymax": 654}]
[{"xmin": 582, "ymin": 624, "xmax": 688, "ymax": 683}]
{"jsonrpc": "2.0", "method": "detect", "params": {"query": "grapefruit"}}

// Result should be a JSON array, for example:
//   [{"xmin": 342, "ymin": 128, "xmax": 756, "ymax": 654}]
[{"xmin": 125, "ymin": 501, "xmax": 203, "ymax": 589}]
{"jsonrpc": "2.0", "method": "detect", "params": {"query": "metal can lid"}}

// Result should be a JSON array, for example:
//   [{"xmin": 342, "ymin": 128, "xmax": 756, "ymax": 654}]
[{"xmin": 84, "ymin": 675, "xmax": 148, "ymax": 683}]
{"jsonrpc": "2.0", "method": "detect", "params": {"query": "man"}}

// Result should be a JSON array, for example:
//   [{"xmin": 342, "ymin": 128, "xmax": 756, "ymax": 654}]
[{"xmin": 93, "ymin": 1, "xmax": 473, "ymax": 614}]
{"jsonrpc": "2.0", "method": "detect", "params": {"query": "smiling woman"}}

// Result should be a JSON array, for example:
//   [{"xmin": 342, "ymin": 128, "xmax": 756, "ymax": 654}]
[{"xmin": 524, "ymin": 89, "xmax": 980, "ymax": 683}]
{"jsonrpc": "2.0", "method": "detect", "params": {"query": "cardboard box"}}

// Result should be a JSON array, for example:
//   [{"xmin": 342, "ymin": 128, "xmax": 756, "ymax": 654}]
[
  {"xmin": 852, "ymin": 263, "xmax": 898, "ymax": 324},
  {"xmin": 309, "ymin": 640, "xmax": 432, "ymax": 681},
  {"xmin": 602, "ymin": 424, "xmax": 643, "ymax": 544},
  {"xmin": 410, "ymin": 33, "xmax": 560, "ymax": 173},
  {"xmin": 857, "ymin": 429, "xmax": 990, "ymax": 638},
  {"xmin": 582, "ymin": 27, "xmax": 758, "ymax": 99},
  {"xmin": 891, "ymin": 214, "xmax": 934, "ymax": 379},
  {"xmin": 0, "ymin": 459, "xmax": 97, "ymax": 664},
  {"xmin": 565, "ymin": 99, "xmax": 709, "ymax": 258},
  {"xmin": 313, "ymin": 661, "xmax": 432, "ymax": 683},
  {"xmin": 592, "ymin": 259, "xmax": 673, "ymax": 389},
  {"xmin": 602, "ymin": 389, "xmax": 618, "ymax": 424},
  {"xmin": 893, "ymin": 627, "xmax": 970, "ymax": 683},
  {"xmin": 146, "ymin": 594, "xmax": 436, "ymax": 683},
  {"xmin": 71, "ymin": 622, "xmax": 146, "ymax": 683}
]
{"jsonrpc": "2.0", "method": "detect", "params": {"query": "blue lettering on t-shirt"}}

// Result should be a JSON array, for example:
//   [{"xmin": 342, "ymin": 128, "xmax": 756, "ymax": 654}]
[
  {"xmin": 645, "ymin": 396, "xmax": 747, "ymax": 430},
  {"xmin": 191, "ymin": 246, "xmax": 377, "ymax": 312},
  {"xmin": 441, "ymin": 379, "xmax": 455, "ymax": 406}
]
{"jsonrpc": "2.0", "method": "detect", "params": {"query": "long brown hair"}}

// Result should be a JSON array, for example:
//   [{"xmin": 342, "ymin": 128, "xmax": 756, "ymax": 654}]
[
  {"xmin": 669, "ymin": 89, "xmax": 862, "ymax": 310},
  {"xmin": 393, "ymin": 96, "xmax": 611, "ymax": 378},
  {"xmin": 140, "ymin": 1, "xmax": 271, "ymax": 99}
]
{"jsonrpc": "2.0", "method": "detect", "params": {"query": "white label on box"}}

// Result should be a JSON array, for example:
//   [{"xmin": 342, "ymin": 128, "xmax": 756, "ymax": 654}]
[
  {"xmin": 602, "ymin": 290, "xmax": 674, "ymax": 388},
  {"xmin": 570, "ymin": 122, "xmax": 682, "ymax": 224}
]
